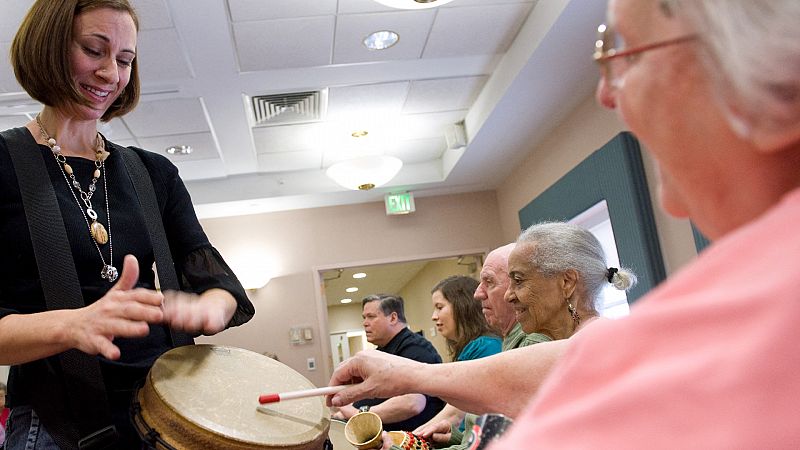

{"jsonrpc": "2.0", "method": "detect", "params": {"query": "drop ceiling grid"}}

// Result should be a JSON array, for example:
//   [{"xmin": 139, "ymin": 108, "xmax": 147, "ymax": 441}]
[
  {"xmin": 422, "ymin": 3, "xmax": 535, "ymax": 58},
  {"xmin": 227, "ymin": 0, "xmax": 338, "ymax": 22},
  {"xmin": 233, "ymin": 17, "xmax": 336, "ymax": 72}
]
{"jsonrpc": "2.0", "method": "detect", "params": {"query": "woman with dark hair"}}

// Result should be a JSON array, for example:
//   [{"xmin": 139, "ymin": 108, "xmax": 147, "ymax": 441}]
[
  {"xmin": 431, "ymin": 276, "xmax": 501, "ymax": 362},
  {"xmin": 0, "ymin": 1, "xmax": 254, "ymax": 448}
]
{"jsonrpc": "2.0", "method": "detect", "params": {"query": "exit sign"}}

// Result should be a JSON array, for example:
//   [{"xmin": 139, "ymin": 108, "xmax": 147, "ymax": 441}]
[{"xmin": 385, "ymin": 192, "xmax": 415, "ymax": 215}]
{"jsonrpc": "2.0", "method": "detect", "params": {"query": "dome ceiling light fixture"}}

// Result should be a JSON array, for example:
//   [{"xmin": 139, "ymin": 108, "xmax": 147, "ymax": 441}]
[
  {"xmin": 326, "ymin": 155, "xmax": 403, "ymax": 191},
  {"xmin": 165, "ymin": 144, "xmax": 193, "ymax": 155},
  {"xmin": 372, "ymin": 0, "xmax": 457, "ymax": 10},
  {"xmin": 363, "ymin": 30, "xmax": 399, "ymax": 50}
]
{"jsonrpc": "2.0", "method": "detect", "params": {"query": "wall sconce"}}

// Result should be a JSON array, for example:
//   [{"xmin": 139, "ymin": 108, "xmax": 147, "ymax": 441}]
[{"xmin": 326, "ymin": 155, "xmax": 403, "ymax": 190}]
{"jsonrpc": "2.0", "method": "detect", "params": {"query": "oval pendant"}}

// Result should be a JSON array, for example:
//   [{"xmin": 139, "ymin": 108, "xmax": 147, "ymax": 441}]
[{"xmin": 90, "ymin": 221, "xmax": 109, "ymax": 245}]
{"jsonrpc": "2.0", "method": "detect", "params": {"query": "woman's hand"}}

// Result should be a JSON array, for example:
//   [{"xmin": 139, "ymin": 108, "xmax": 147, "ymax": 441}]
[
  {"xmin": 327, "ymin": 350, "xmax": 422, "ymax": 407},
  {"xmin": 161, "ymin": 288, "xmax": 236, "ymax": 335},
  {"xmin": 66, "ymin": 255, "xmax": 164, "ymax": 360}
]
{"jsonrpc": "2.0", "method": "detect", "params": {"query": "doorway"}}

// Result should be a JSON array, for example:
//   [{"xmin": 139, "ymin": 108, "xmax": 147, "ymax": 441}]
[{"xmin": 315, "ymin": 250, "xmax": 485, "ymax": 379}]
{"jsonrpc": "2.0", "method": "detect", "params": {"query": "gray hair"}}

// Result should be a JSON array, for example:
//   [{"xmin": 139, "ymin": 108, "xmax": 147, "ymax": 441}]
[
  {"xmin": 660, "ymin": 0, "xmax": 800, "ymax": 136},
  {"xmin": 517, "ymin": 222, "xmax": 637, "ymax": 310}
]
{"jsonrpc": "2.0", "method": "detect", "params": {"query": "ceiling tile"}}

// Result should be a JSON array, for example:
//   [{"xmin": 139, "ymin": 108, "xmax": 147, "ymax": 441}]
[
  {"xmin": 136, "ymin": 131, "xmax": 219, "ymax": 162},
  {"xmin": 423, "ymin": 3, "xmax": 533, "ymax": 58},
  {"xmin": 321, "ymin": 146, "xmax": 385, "ymax": 168},
  {"xmin": 122, "ymin": 98, "xmax": 209, "ymax": 137},
  {"xmin": 0, "ymin": 0, "xmax": 33, "ymax": 43},
  {"xmin": 136, "ymin": 28, "xmax": 192, "ymax": 83},
  {"xmin": 114, "ymin": 139, "xmax": 140, "ymax": 149},
  {"xmin": 258, "ymin": 150, "xmax": 323, "ymax": 173},
  {"xmin": 326, "ymin": 81, "xmax": 409, "ymax": 121},
  {"xmin": 403, "ymin": 76, "xmax": 487, "ymax": 114},
  {"xmin": 131, "ymin": 0, "xmax": 174, "ymax": 30},
  {"xmin": 333, "ymin": 10, "xmax": 435, "ymax": 64},
  {"xmin": 0, "ymin": 43, "xmax": 22, "ymax": 93},
  {"xmin": 441, "ymin": 0, "xmax": 536, "ymax": 7},
  {"xmin": 386, "ymin": 137, "xmax": 446, "ymax": 164},
  {"xmin": 253, "ymin": 122, "xmax": 327, "ymax": 154},
  {"xmin": 100, "ymin": 119, "xmax": 134, "ymax": 141},
  {"xmin": 233, "ymin": 17, "xmax": 335, "ymax": 71},
  {"xmin": 228, "ymin": 0, "xmax": 337, "ymax": 21},
  {"xmin": 337, "ymin": 0, "xmax": 397, "ymax": 14},
  {"xmin": 0, "ymin": 115, "xmax": 29, "ymax": 131},
  {"xmin": 172, "ymin": 158, "xmax": 229, "ymax": 181}
]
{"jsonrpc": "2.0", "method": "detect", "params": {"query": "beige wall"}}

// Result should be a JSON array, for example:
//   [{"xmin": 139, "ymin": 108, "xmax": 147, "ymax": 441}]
[
  {"xmin": 197, "ymin": 191, "xmax": 503, "ymax": 386},
  {"xmin": 328, "ymin": 303, "xmax": 364, "ymax": 334},
  {"xmin": 495, "ymin": 96, "xmax": 698, "ymax": 276}
]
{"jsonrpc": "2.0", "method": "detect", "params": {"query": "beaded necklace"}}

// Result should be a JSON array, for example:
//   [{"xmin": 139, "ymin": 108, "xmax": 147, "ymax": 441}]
[{"xmin": 35, "ymin": 115, "xmax": 118, "ymax": 282}]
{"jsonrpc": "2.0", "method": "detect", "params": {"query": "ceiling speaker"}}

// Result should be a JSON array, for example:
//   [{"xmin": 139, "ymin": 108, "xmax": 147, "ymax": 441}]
[{"xmin": 445, "ymin": 122, "xmax": 467, "ymax": 150}]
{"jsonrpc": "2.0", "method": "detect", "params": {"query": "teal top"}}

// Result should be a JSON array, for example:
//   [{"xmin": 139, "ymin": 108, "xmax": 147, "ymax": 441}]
[{"xmin": 456, "ymin": 335, "xmax": 503, "ymax": 361}]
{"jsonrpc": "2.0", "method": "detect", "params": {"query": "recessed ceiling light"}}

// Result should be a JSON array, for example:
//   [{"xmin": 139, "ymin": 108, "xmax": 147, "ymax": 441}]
[
  {"xmin": 363, "ymin": 30, "xmax": 399, "ymax": 50},
  {"xmin": 353, "ymin": 272, "xmax": 367, "ymax": 279},
  {"xmin": 373, "ymin": 0, "xmax": 456, "ymax": 9},
  {"xmin": 345, "ymin": 287, "xmax": 359, "ymax": 293},
  {"xmin": 340, "ymin": 298, "xmax": 353, "ymax": 304},
  {"xmin": 351, "ymin": 130, "xmax": 369, "ymax": 138},
  {"xmin": 166, "ymin": 144, "xmax": 193, "ymax": 155}
]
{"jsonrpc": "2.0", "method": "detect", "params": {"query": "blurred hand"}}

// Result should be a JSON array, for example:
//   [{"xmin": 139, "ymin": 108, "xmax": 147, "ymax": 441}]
[
  {"xmin": 67, "ymin": 255, "xmax": 163, "ymax": 360},
  {"xmin": 327, "ymin": 350, "xmax": 422, "ymax": 407},
  {"xmin": 161, "ymin": 288, "xmax": 235, "ymax": 335},
  {"xmin": 379, "ymin": 431, "xmax": 392, "ymax": 450},
  {"xmin": 331, "ymin": 403, "xmax": 359, "ymax": 421},
  {"xmin": 414, "ymin": 419, "xmax": 452, "ymax": 444}
]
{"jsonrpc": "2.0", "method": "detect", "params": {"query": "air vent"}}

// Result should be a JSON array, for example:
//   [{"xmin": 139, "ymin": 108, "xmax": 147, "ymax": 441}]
[{"xmin": 250, "ymin": 89, "xmax": 327, "ymax": 127}]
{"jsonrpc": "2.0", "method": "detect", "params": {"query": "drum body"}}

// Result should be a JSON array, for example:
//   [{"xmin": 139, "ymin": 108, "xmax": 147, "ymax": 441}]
[
  {"xmin": 133, "ymin": 345, "xmax": 329, "ymax": 449},
  {"xmin": 327, "ymin": 419, "xmax": 349, "ymax": 449}
]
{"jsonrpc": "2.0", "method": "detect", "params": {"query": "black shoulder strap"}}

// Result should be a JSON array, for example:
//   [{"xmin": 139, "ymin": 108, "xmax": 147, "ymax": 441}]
[
  {"xmin": 2, "ymin": 127, "xmax": 117, "ymax": 450},
  {"xmin": 117, "ymin": 145, "xmax": 193, "ymax": 347}
]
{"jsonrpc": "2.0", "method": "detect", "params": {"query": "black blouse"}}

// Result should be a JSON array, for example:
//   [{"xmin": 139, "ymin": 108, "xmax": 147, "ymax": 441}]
[{"xmin": 0, "ymin": 129, "xmax": 255, "ymax": 407}]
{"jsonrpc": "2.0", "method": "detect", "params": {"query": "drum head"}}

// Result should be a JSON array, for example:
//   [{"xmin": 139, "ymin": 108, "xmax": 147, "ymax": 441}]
[{"xmin": 140, "ymin": 345, "xmax": 328, "ymax": 449}]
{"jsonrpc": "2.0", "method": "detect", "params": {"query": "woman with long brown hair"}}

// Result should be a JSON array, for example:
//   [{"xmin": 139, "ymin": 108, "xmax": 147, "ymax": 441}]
[{"xmin": 431, "ymin": 276, "xmax": 501, "ymax": 362}]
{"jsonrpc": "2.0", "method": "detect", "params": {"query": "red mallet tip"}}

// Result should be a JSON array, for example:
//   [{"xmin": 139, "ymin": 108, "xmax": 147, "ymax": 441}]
[{"xmin": 258, "ymin": 394, "xmax": 280, "ymax": 404}]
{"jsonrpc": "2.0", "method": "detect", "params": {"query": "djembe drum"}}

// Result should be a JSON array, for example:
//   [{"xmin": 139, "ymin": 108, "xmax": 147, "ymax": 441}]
[{"xmin": 132, "ymin": 345, "xmax": 330, "ymax": 449}]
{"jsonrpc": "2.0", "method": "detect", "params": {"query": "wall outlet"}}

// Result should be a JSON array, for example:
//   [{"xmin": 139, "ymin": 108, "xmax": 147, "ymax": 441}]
[
  {"xmin": 307, "ymin": 357, "xmax": 316, "ymax": 371},
  {"xmin": 430, "ymin": 326, "xmax": 436, "ymax": 337}
]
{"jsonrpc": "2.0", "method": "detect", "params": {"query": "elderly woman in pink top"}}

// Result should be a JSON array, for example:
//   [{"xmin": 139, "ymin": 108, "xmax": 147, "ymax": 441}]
[{"xmin": 329, "ymin": 0, "xmax": 800, "ymax": 447}]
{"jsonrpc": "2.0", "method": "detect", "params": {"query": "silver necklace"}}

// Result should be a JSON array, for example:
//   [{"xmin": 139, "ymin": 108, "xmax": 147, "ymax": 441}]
[{"xmin": 35, "ymin": 115, "xmax": 118, "ymax": 282}]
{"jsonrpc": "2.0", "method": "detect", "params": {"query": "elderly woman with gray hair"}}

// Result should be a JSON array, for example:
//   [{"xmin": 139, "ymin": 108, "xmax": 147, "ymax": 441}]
[{"xmin": 506, "ymin": 222, "xmax": 636, "ymax": 339}]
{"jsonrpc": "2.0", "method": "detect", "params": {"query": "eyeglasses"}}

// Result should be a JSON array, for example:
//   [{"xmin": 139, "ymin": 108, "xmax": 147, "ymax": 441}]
[{"xmin": 593, "ymin": 23, "xmax": 697, "ymax": 88}]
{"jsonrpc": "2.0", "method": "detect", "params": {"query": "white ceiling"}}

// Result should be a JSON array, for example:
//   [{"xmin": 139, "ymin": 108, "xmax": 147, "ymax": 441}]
[{"xmin": 0, "ymin": 0, "xmax": 608, "ymax": 219}]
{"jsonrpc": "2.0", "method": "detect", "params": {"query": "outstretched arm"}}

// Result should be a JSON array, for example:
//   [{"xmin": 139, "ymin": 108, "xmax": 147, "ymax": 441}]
[{"xmin": 328, "ymin": 340, "xmax": 570, "ymax": 418}]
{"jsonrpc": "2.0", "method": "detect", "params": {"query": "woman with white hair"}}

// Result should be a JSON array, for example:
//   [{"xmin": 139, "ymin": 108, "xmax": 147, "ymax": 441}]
[
  {"xmin": 329, "ymin": 0, "xmax": 800, "ymax": 447},
  {"xmin": 507, "ymin": 222, "xmax": 636, "ymax": 338}
]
